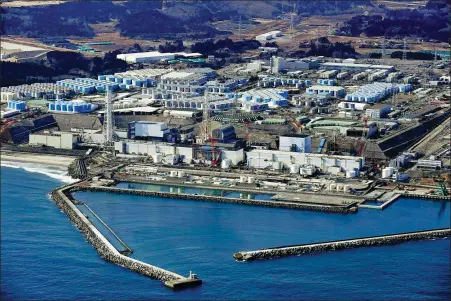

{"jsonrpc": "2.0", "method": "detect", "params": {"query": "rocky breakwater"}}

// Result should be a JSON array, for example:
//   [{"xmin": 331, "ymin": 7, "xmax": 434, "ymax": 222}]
[
  {"xmin": 234, "ymin": 228, "xmax": 451, "ymax": 261},
  {"xmin": 50, "ymin": 184, "xmax": 201, "ymax": 288},
  {"xmin": 73, "ymin": 185, "xmax": 356, "ymax": 214}
]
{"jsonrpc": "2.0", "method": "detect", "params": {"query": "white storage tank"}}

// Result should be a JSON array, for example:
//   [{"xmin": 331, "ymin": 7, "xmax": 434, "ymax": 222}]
[
  {"xmin": 221, "ymin": 159, "xmax": 231, "ymax": 169},
  {"xmin": 240, "ymin": 175, "xmax": 247, "ymax": 183},
  {"xmin": 153, "ymin": 153, "xmax": 163, "ymax": 164},
  {"xmin": 329, "ymin": 183, "xmax": 337, "ymax": 191},
  {"xmin": 290, "ymin": 164, "xmax": 300, "ymax": 174},
  {"xmin": 248, "ymin": 176, "xmax": 255, "ymax": 184},
  {"xmin": 171, "ymin": 154, "xmax": 179, "ymax": 165},
  {"xmin": 170, "ymin": 170, "xmax": 178, "ymax": 177},
  {"xmin": 272, "ymin": 161, "xmax": 282, "ymax": 170},
  {"xmin": 336, "ymin": 184, "xmax": 344, "ymax": 191},
  {"xmin": 178, "ymin": 170, "xmax": 186, "ymax": 178},
  {"xmin": 381, "ymin": 167, "xmax": 393, "ymax": 179},
  {"xmin": 343, "ymin": 185, "xmax": 351, "ymax": 193}
]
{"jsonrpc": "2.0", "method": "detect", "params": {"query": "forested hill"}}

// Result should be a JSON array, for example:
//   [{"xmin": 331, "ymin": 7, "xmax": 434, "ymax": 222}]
[
  {"xmin": 1, "ymin": 0, "xmax": 372, "ymax": 39},
  {"xmin": 336, "ymin": 0, "xmax": 450, "ymax": 43}
]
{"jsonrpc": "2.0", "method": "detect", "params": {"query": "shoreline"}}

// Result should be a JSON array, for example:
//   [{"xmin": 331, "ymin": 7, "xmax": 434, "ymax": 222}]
[{"xmin": 1, "ymin": 151, "xmax": 76, "ymax": 168}]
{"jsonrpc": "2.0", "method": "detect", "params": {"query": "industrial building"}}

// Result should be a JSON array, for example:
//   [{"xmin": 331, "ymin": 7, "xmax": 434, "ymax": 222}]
[
  {"xmin": 128, "ymin": 121, "xmax": 169, "ymax": 139},
  {"xmin": 320, "ymin": 62, "xmax": 394, "ymax": 71},
  {"xmin": 279, "ymin": 135, "xmax": 312, "ymax": 153},
  {"xmin": 365, "ymin": 104, "xmax": 392, "ymax": 119},
  {"xmin": 116, "ymin": 51, "xmax": 202, "ymax": 64},
  {"xmin": 29, "ymin": 131, "xmax": 79, "ymax": 149},
  {"xmin": 306, "ymin": 85, "xmax": 346, "ymax": 98},
  {"xmin": 270, "ymin": 56, "xmax": 320, "ymax": 73},
  {"xmin": 345, "ymin": 82, "xmax": 412, "ymax": 103},
  {"xmin": 246, "ymin": 150, "xmax": 364, "ymax": 174},
  {"xmin": 212, "ymin": 125, "xmax": 236, "ymax": 142},
  {"xmin": 256, "ymin": 31, "xmax": 282, "ymax": 42},
  {"xmin": 338, "ymin": 101, "xmax": 369, "ymax": 111},
  {"xmin": 47, "ymin": 100, "xmax": 98, "ymax": 114}
]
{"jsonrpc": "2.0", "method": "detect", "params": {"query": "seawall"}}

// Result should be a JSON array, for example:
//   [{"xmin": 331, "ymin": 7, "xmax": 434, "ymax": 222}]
[
  {"xmin": 70, "ymin": 185, "xmax": 357, "ymax": 214},
  {"xmin": 50, "ymin": 184, "xmax": 201, "ymax": 287},
  {"xmin": 234, "ymin": 228, "xmax": 451, "ymax": 261}
]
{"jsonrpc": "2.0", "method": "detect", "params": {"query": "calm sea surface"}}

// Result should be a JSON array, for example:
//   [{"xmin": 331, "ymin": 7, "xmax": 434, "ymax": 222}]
[{"xmin": 1, "ymin": 165, "xmax": 450, "ymax": 300}]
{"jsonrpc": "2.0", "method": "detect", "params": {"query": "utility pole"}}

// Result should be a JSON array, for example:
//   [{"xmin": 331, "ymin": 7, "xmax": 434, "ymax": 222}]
[
  {"xmin": 382, "ymin": 36, "xmax": 386, "ymax": 57},
  {"xmin": 402, "ymin": 38, "xmax": 407, "ymax": 61}
]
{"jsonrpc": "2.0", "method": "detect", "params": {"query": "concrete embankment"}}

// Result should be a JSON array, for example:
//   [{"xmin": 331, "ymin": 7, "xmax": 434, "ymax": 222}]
[
  {"xmin": 71, "ymin": 185, "xmax": 356, "ymax": 214},
  {"xmin": 50, "ymin": 184, "xmax": 201, "ymax": 288},
  {"xmin": 233, "ymin": 228, "xmax": 451, "ymax": 261}
]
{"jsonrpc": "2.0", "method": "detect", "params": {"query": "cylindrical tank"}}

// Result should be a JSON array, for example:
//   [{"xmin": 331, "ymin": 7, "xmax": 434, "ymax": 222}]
[
  {"xmin": 343, "ymin": 185, "xmax": 351, "ymax": 193},
  {"xmin": 171, "ymin": 155, "xmax": 179, "ymax": 165},
  {"xmin": 336, "ymin": 184, "xmax": 344, "ymax": 191},
  {"xmin": 329, "ymin": 183, "xmax": 337, "ymax": 191},
  {"xmin": 290, "ymin": 164, "xmax": 300, "ymax": 174},
  {"xmin": 170, "ymin": 170, "xmax": 178, "ymax": 177},
  {"xmin": 221, "ymin": 159, "xmax": 231, "ymax": 169},
  {"xmin": 247, "ymin": 176, "xmax": 255, "ymax": 184},
  {"xmin": 178, "ymin": 170, "xmax": 186, "ymax": 178},
  {"xmin": 239, "ymin": 176, "xmax": 247, "ymax": 183},
  {"xmin": 153, "ymin": 154, "xmax": 162, "ymax": 163},
  {"xmin": 272, "ymin": 161, "xmax": 282, "ymax": 170}
]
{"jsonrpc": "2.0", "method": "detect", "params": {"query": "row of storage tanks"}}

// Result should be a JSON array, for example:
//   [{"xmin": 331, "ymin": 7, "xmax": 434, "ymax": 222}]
[
  {"xmin": 99, "ymin": 75, "xmax": 155, "ymax": 88},
  {"xmin": 1, "ymin": 83, "xmax": 73, "ymax": 100},
  {"xmin": 258, "ymin": 78, "xmax": 312, "ymax": 89},
  {"xmin": 345, "ymin": 82, "xmax": 412, "ymax": 103},
  {"xmin": 317, "ymin": 79, "xmax": 336, "ymax": 86},
  {"xmin": 57, "ymin": 78, "xmax": 120, "ymax": 94},
  {"xmin": 47, "ymin": 100, "xmax": 97, "ymax": 113},
  {"xmin": 7, "ymin": 100, "xmax": 27, "ymax": 111},
  {"xmin": 169, "ymin": 170, "xmax": 187, "ymax": 178}
]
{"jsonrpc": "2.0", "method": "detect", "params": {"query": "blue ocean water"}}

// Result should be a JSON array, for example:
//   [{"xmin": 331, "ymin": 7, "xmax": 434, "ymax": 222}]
[{"xmin": 1, "ymin": 165, "xmax": 450, "ymax": 300}]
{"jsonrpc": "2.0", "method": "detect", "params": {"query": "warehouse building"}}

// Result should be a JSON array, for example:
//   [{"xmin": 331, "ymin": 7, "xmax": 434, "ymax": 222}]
[
  {"xmin": 270, "ymin": 56, "xmax": 320, "ymax": 73},
  {"xmin": 117, "ymin": 51, "xmax": 202, "ymax": 64},
  {"xmin": 29, "ymin": 131, "xmax": 79, "ymax": 149},
  {"xmin": 279, "ymin": 135, "xmax": 312, "ymax": 153},
  {"xmin": 246, "ymin": 150, "xmax": 364, "ymax": 174},
  {"xmin": 365, "ymin": 104, "xmax": 392, "ymax": 119},
  {"xmin": 306, "ymin": 85, "xmax": 346, "ymax": 98},
  {"xmin": 338, "ymin": 101, "xmax": 369, "ymax": 111},
  {"xmin": 320, "ymin": 62, "xmax": 394, "ymax": 71}
]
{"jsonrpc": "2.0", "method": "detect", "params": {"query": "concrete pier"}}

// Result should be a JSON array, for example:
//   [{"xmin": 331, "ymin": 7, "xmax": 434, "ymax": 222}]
[
  {"xmin": 70, "ymin": 185, "xmax": 357, "ymax": 214},
  {"xmin": 50, "ymin": 183, "xmax": 202, "ymax": 289},
  {"xmin": 233, "ymin": 228, "xmax": 451, "ymax": 261}
]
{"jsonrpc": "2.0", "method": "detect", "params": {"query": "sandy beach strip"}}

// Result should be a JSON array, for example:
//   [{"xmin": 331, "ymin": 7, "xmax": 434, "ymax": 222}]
[{"xmin": 1, "ymin": 151, "xmax": 76, "ymax": 167}]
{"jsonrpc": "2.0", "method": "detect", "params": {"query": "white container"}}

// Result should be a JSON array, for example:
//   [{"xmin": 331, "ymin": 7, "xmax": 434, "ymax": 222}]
[
  {"xmin": 329, "ymin": 183, "xmax": 337, "ymax": 191},
  {"xmin": 346, "ymin": 170, "xmax": 357, "ymax": 178},
  {"xmin": 221, "ymin": 159, "xmax": 231, "ymax": 169},
  {"xmin": 239, "ymin": 175, "xmax": 247, "ymax": 183},
  {"xmin": 171, "ymin": 154, "xmax": 179, "ymax": 165},
  {"xmin": 153, "ymin": 153, "xmax": 162, "ymax": 164},
  {"xmin": 178, "ymin": 170, "xmax": 186, "ymax": 178},
  {"xmin": 303, "ymin": 166, "xmax": 314, "ymax": 176},
  {"xmin": 170, "ymin": 170, "xmax": 178, "ymax": 177},
  {"xmin": 343, "ymin": 184, "xmax": 351, "ymax": 193},
  {"xmin": 290, "ymin": 164, "xmax": 300, "ymax": 174},
  {"xmin": 248, "ymin": 176, "xmax": 255, "ymax": 184},
  {"xmin": 381, "ymin": 167, "xmax": 392, "ymax": 179},
  {"xmin": 272, "ymin": 161, "xmax": 282, "ymax": 170},
  {"xmin": 336, "ymin": 184, "xmax": 344, "ymax": 191}
]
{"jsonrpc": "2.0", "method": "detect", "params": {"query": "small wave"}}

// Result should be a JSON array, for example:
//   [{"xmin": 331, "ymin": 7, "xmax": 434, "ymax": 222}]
[{"xmin": 1, "ymin": 160, "xmax": 76, "ymax": 184}]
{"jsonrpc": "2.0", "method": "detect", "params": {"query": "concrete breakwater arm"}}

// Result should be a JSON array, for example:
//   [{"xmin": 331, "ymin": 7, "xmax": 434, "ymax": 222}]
[
  {"xmin": 50, "ymin": 185, "xmax": 201, "ymax": 289},
  {"xmin": 233, "ymin": 228, "xmax": 451, "ymax": 261},
  {"xmin": 71, "ymin": 185, "xmax": 356, "ymax": 214}
]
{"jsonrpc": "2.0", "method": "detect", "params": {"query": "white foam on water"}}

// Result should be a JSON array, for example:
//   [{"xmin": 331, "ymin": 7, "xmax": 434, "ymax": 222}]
[{"xmin": 1, "ymin": 160, "xmax": 77, "ymax": 184}]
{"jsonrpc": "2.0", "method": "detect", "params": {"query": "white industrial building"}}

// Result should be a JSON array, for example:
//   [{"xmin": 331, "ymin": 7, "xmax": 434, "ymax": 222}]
[
  {"xmin": 338, "ymin": 101, "xmax": 369, "ymax": 111},
  {"xmin": 279, "ymin": 135, "xmax": 312, "ymax": 153},
  {"xmin": 321, "ymin": 62, "xmax": 394, "ymax": 71},
  {"xmin": 270, "ymin": 56, "xmax": 320, "ymax": 73},
  {"xmin": 246, "ymin": 149, "xmax": 364, "ymax": 174},
  {"xmin": 306, "ymin": 85, "xmax": 346, "ymax": 98},
  {"xmin": 29, "ymin": 132, "xmax": 79, "ymax": 149},
  {"xmin": 365, "ymin": 104, "xmax": 392, "ymax": 119},
  {"xmin": 114, "ymin": 140, "xmax": 244, "ymax": 166},
  {"xmin": 117, "ymin": 51, "xmax": 202, "ymax": 64},
  {"xmin": 256, "ymin": 31, "xmax": 282, "ymax": 42}
]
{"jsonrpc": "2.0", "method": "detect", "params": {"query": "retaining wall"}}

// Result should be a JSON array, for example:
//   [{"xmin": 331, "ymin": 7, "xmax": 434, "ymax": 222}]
[
  {"xmin": 51, "ymin": 187, "xmax": 184, "ymax": 282},
  {"xmin": 234, "ymin": 228, "xmax": 451, "ymax": 261},
  {"xmin": 70, "ymin": 185, "xmax": 355, "ymax": 214}
]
